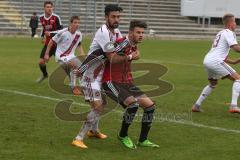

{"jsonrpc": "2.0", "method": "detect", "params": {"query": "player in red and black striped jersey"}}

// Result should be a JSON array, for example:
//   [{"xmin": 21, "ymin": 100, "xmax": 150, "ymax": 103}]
[
  {"xmin": 102, "ymin": 20, "xmax": 159, "ymax": 148},
  {"xmin": 36, "ymin": 1, "xmax": 62, "ymax": 83}
]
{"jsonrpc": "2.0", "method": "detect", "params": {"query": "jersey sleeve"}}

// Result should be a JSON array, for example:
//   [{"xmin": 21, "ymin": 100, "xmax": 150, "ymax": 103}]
[
  {"xmin": 96, "ymin": 28, "xmax": 111, "ymax": 52},
  {"xmin": 39, "ymin": 17, "xmax": 45, "ymax": 37},
  {"xmin": 56, "ymin": 15, "xmax": 63, "ymax": 30},
  {"xmin": 49, "ymin": 30, "xmax": 61, "ymax": 37},
  {"xmin": 116, "ymin": 29, "xmax": 123, "ymax": 38},
  {"xmin": 118, "ymin": 31, "xmax": 123, "ymax": 38},
  {"xmin": 224, "ymin": 31, "xmax": 238, "ymax": 47},
  {"xmin": 78, "ymin": 32, "xmax": 83, "ymax": 46},
  {"xmin": 52, "ymin": 29, "xmax": 64, "ymax": 43}
]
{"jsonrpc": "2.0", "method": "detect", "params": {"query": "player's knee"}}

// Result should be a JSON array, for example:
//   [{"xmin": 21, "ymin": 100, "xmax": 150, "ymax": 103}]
[
  {"xmin": 137, "ymin": 96, "xmax": 154, "ymax": 108},
  {"xmin": 90, "ymin": 100, "xmax": 104, "ymax": 113},
  {"xmin": 209, "ymin": 79, "xmax": 218, "ymax": 88},
  {"xmin": 124, "ymin": 96, "xmax": 136, "ymax": 106},
  {"xmin": 95, "ymin": 105, "xmax": 104, "ymax": 113},
  {"xmin": 142, "ymin": 102, "xmax": 155, "ymax": 110}
]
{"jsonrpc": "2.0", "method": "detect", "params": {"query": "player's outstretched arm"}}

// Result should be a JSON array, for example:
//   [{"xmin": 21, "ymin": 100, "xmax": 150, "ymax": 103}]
[
  {"xmin": 224, "ymin": 58, "xmax": 240, "ymax": 64},
  {"xmin": 231, "ymin": 44, "xmax": 240, "ymax": 53},
  {"xmin": 44, "ymin": 39, "xmax": 54, "ymax": 62}
]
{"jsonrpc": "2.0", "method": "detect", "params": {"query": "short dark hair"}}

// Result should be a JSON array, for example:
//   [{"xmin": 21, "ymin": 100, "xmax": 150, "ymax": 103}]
[
  {"xmin": 129, "ymin": 20, "xmax": 147, "ymax": 31},
  {"xmin": 33, "ymin": 12, "xmax": 37, "ymax": 15},
  {"xmin": 222, "ymin": 13, "xmax": 235, "ymax": 25},
  {"xmin": 44, "ymin": 1, "xmax": 53, "ymax": 7},
  {"xmin": 70, "ymin": 16, "xmax": 80, "ymax": 23},
  {"xmin": 105, "ymin": 4, "xmax": 123, "ymax": 16}
]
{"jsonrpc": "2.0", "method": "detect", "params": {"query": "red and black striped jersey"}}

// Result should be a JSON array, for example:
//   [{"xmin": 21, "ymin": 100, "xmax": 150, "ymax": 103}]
[
  {"xmin": 39, "ymin": 13, "xmax": 62, "ymax": 45},
  {"xmin": 103, "ymin": 36, "xmax": 137, "ymax": 83}
]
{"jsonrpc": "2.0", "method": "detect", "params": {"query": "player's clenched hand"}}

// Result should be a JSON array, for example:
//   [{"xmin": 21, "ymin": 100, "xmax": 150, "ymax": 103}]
[
  {"xmin": 44, "ymin": 54, "xmax": 50, "ymax": 62},
  {"xmin": 131, "ymin": 50, "xmax": 140, "ymax": 60},
  {"xmin": 45, "ymin": 31, "xmax": 51, "ymax": 37}
]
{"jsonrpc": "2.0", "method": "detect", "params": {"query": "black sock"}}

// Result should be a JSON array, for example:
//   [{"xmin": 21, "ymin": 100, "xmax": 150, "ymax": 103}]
[
  {"xmin": 139, "ymin": 105, "xmax": 155, "ymax": 142},
  {"xmin": 119, "ymin": 102, "xmax": 139, "ymax": 137},
  {"xmin": 39, "ymin": 64, "xmax": 48, "ymax": 76}
]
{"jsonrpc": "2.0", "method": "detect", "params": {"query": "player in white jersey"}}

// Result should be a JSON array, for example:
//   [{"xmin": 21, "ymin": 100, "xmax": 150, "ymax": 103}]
[
  {"xmin": 44, "ymin": 16, "xmax": 84, "ymax": 95},
  {"xmin": 192, "ymin": 14, "xmax": 240, "ymax": 113},
  {"xmin": 72, "ymin": 4, "xmax": 139, "ymax": 149}
]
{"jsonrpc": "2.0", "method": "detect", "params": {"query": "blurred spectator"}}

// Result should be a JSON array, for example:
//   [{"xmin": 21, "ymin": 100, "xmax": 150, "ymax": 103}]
[{"xmin": 29, "ymin": 12, "xmax": 38, "ymax": 37}]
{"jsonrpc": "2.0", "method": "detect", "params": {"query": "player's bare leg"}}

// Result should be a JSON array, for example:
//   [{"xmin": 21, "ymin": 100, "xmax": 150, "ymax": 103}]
[
  {"xmin": 68, "ymin": 59, "xmax": 83, "ymax": 96},
  {"xmin": 36, "ymin": 58, "xmax": 48, "ymax": 83},
  {"xmin": 60, "ymin": 59, "xmax": 83, "ymax": 95},
  {"xmin": 136, "ymin": 95, "xmax": 159, "ymax": 148},
  {"xmin": 192, "ymin": 79, "xmax": 217, "ymax": 112}
]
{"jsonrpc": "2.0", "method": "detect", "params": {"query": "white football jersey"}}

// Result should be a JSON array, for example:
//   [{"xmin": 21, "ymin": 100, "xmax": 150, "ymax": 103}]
[
  {"xmin": 52, "ymin": 28, "xmax": 82, "ymax": 62},
  {"xmin": 88, "ymin": 24, "xmax": 122, "ymax": 55},
  {"xmin": 204, "ymin": 29, "xmax": 237, "ymax": 62},
  {"xmin": 80, "ymin": 24, "xmax": 122, "ymax": 82}
]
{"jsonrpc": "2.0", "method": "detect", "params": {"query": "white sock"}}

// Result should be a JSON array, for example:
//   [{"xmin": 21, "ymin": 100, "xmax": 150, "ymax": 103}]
[
  {"xmin": 195, "ymin": 85, "xmax": 214, "ymax": 106},
  {"xmin": 231, "ymin": 80, "xmax": 240, "ymax": 107},
  {"xmin": 91, "ymin": 119, "xmax": 99, "ymax": 134},
  {"xmin": 70, "ymin": 69, "xmax": 78, "ymax": 87},
  {"xmin": 75, "ymin": 109, "xmax": 100, "ymax": 140}
]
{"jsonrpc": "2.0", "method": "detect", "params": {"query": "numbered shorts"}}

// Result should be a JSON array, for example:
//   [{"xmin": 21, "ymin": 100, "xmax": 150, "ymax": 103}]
[
  {"xmin": 81, "ymin": 77, "xmax": 102, "ymax": 102},
  {"xmin": 102, "ymin": 81, "xmax": 144, "ymax": 108},
  {"xmin": 204, "ymin": 61, "xmax": 236, "ymax": 80}
]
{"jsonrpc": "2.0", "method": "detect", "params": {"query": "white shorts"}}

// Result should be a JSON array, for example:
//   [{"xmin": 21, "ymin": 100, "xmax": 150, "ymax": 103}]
[
  {"xmin": 204, "ymin": 60, "xmax": 236, "ymax": 80},
  {"xmin": 81, "ymin": 77, "xmax": 102, "ymax": 102}
]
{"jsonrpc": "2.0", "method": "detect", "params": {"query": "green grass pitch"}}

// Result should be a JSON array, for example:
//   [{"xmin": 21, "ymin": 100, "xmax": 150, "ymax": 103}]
[{"xmin": 1, "ymin": 37, "xmax": 240, "ymax": 160}]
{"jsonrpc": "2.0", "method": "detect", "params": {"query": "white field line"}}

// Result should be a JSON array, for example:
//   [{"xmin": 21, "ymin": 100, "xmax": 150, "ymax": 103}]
[
  {"xmin": 113, "ymin": 110, "xmax": 240, "ymax": 134},
  {"xmin": 0, "ymin": 88, "xmax": 89, "ymax": 107},
  {"xmin": 1, "ymin": 88, "xmax": 240, "ymax": 134}
]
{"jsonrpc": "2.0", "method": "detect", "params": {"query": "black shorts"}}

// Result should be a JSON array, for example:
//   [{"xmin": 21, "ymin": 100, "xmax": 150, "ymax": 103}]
[
  {"xmin": 40, "ymin": 45, "xmax": 56, "ymax": 59},
  {"xmin": 102, "ymin": 81, "xmax": 145, "ymax": 108}
]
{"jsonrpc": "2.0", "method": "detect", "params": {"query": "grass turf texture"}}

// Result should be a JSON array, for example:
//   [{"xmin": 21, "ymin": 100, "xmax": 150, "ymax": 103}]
[{"xmin": 1, "ymin": 37, "xmax": 240, "ymax": 160}]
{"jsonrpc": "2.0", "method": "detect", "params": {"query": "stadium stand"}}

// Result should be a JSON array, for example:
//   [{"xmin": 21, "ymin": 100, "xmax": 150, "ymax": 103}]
[{"xmin": 0, "ymin": 0, "xmax": 237, "ymax": 39}]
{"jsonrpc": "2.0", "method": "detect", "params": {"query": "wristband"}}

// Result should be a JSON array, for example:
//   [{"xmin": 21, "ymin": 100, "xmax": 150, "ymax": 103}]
[{"xmin": 128, "ymin": 54, "xmax": 133, "ymax": 61}]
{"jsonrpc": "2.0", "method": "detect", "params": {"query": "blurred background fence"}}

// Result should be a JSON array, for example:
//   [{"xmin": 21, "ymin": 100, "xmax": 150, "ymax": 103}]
[{"xmin": 0, "ymin": 0, "xmax": 239, "ymax": 39}]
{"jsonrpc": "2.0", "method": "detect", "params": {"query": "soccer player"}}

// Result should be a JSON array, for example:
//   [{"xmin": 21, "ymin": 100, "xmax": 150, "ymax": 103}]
[
  {"xmin": 44, "ymin": 16, "xmax": 84, "ymax": 95},
  {"xmin": 102, "ymin": 20, "xmax": 159, "ymax": 149},
  {"xmin": 36, "ymin": 1, "xmax": 62, "ymax": 83},
  {"xmin": 192, "ymin": 13, "xmax": 240, "ymax": 113},
  {"xmin": 72, "ymin": 4, "xmax": 139, "ymax": 149}
]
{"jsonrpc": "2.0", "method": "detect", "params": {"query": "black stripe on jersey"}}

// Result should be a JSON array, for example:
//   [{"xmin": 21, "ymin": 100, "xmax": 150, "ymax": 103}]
[{"xmin": 79, "ymin": 49, "xmax": 106, "ymax": 74}]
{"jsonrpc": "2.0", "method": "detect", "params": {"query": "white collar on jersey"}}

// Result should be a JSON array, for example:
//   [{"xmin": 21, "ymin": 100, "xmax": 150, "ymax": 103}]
[
  {"xmin": 44, "ymin": 13, "xmax": 53, "ymax": 20},
  {"xmin": 68, "ymin": 27, "xmax": 78, "ymax": 34}
]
